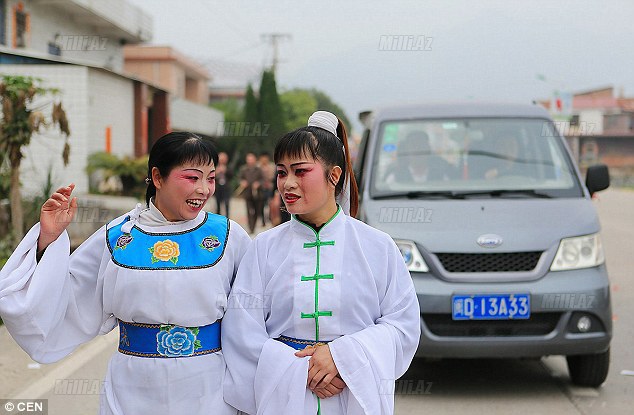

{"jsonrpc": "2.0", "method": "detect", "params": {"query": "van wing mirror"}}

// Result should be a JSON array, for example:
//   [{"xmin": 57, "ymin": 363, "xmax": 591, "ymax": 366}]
[
  {"xmin": 585, "ymin": 164, "xmax": 610, "ymax": 195},
  {"xmin": 359, "ymin": 111, "xmax": 373, "ymax": 129}
]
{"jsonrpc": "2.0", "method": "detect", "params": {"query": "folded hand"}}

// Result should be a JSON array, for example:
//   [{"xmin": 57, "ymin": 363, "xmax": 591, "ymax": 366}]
[{"xmin": 295, "ymin": 344, "xmax": 346, "ymax": 398}]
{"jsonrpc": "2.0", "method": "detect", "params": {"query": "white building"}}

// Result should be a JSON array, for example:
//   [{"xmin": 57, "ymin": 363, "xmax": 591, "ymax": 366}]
[
  {"xmin": 0, "ymin": 62, "xmax": 143, "ymax": 195},
  {"xmin": 0, "ymin": 0, "xmax": 168, "ymax": 196},
  {"xmin": 1, "ymin": 0, "xmax": 152, "ymax": 72},
  {"xmin": 1, "ymin": 1, "xmax": 224, "ymax": 200}
]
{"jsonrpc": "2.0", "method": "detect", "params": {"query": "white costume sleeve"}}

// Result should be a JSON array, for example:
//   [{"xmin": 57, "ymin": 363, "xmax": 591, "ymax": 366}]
[
  {"xmin": 328, "ymin": 240, "xmax": 421, "ymax": 415},
  {"xmin": 222, "ymin": 239, "xmax": 317, "ymax": 415},
  {"xmin": 0, "ymin": 223, "xmax": 113, "ymax": 363}
]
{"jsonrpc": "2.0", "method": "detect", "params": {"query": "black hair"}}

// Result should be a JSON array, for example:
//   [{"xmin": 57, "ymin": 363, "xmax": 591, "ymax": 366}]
[
  {"xmin": 145, "ymin": 132, "xmax": 219, "ymax": 206},
  {"xmin": 273, "ymin": 117, "xmax": 359, "ymax": 216},
  {"xmin": 399, "ymin": 131, "xmax": 431, "ymax": 155}
]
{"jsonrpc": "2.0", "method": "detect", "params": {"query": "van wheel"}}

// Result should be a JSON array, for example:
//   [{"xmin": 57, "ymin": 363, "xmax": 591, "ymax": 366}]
[{"xmin": 566, "ymin": 348, "xmax": 610, "ymax": 387}]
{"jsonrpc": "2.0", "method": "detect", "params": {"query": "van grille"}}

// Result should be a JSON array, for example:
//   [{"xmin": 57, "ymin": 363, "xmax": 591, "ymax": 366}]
[
  {"xmin": 422, "ymin": 313, "xmax": 560, "ymax": 337},
  {"xmin": 435, "ymin": 252, "xmax": 542, "ymax": 273}
]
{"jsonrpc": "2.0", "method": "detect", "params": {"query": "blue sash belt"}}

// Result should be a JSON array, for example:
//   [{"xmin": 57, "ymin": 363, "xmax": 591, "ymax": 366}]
[
  {"xmin": 118, "ymin": 320, "xmax": 221, "ymax": 358},
  {"xmin": 275, "ymin": 335, "xmax": 331, "ymax": 351}
]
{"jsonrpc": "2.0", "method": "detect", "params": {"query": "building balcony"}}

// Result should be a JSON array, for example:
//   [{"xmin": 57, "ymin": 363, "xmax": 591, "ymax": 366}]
[{"xmin": 33, "ymin": 0, "xmax": 152, "ymax": 43}]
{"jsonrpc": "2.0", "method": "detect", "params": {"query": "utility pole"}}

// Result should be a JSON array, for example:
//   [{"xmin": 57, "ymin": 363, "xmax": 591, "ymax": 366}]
[{"xmin": 261, "ymin": 33, "xmax": 291, "ymax": 72}]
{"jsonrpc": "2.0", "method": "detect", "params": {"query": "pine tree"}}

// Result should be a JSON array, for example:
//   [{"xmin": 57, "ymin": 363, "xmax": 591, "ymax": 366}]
[
  {"xmin": 257, "ymin": 70, "xmax": 286, "ymax": 154},
  {"xmin": 230, "ymin": 83, "xmax": 260, "ymax": 157},
  {"xmin": 244, "ymin": 83, "xmax": 258, "ymax": 123}
]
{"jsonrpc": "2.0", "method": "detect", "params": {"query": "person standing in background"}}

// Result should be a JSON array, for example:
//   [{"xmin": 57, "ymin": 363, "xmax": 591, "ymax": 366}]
[
  {"xmin": 239, "ymin": 152, "xmax": 264, "ymax": 234},
  {"xmin": 214, "ymin": 152, "xmax": 232, "ymax": 218},
  {"xmin": 258, "ymin": 152, "xmax": 276, "ymax": 226}
]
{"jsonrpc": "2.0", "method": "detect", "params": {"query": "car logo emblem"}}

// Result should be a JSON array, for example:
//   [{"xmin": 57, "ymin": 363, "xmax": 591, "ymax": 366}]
[{"xmin": 477, "ymin": 234, "xmax": 503, "ymax": 248}]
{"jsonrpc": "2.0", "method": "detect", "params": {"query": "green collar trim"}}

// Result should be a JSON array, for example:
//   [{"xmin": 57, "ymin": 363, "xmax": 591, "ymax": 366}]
[{"xmin": 293, "ymin": 204, "xmax": 342, "ymax": 238}]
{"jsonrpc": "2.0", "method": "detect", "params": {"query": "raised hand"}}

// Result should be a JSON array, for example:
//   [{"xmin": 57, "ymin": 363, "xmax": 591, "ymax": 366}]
[{"xmin": 38, "ymin": 184, "xmax": 78, "ymax": 252}]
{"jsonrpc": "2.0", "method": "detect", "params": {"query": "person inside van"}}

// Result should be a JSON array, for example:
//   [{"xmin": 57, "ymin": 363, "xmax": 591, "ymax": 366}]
[
  {"xmin": 384, "ymin": 131, "xmax": 457, "ymax": 185},
  {"xmin": 482, "ymin": 133, "xmax": 531, "ymax": 180}
]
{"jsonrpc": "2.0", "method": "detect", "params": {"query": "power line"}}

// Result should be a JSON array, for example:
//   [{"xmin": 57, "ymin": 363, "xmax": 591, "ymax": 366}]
[
  {"xmin": 260, "ymin": 33, "xmax": 291, "ymax": 72},
  {"xmin": 219, "ymin": 41, "xmax": 265, "ymax": 59}
]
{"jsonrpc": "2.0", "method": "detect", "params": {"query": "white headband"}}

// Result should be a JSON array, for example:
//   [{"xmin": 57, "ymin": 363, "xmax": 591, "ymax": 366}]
[
  {"xmin": 307, "ymin": 111, "xmax": 339, "ymax": 138},
  {"xmin": 306, "ymin": 110, "xmax": 351, "ymax": 215}
]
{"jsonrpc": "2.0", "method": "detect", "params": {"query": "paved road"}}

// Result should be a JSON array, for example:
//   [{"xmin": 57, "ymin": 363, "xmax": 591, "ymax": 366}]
[{"xmin": 1, "ymin": 190, "xmax": 632, "ymax": 414}]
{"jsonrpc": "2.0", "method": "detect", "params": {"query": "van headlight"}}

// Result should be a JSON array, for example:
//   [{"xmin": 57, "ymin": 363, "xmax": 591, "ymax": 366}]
[
  {"xmin": 550, "ymin": 233, "xmax": 605, "ymax": 271},
  {"xmin": 394, "ymin": 239, "xmax": 429, "ymax": 272}
]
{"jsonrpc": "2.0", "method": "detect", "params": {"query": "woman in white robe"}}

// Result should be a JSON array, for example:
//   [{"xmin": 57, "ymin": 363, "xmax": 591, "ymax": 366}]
[
  {"xmin": 0, "ymin": 132, "xmax": 251, "ymax": 414},
  {"xmin": 223, "ymin": 112, "xmax": 421, "ymax": 414}
]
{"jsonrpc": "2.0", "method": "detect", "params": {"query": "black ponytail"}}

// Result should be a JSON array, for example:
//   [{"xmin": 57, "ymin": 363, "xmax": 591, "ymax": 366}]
[
  {"xmin": 335, "ymin": 117, "xmax": 359, "ymax": 217},
  {"xmin": 145, "ymin": 178, "xmax": 157, "ymax": 207}
]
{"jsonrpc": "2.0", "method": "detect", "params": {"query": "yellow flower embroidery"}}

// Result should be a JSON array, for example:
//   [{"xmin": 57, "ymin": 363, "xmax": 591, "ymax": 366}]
[{"xmin": 149, "ymin": 240, "xmax": 180, "ymax": 264}]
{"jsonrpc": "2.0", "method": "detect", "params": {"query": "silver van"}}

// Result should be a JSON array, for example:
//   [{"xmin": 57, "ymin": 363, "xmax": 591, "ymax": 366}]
[{"xmin": 354, "ymin": 103, "xmax": 612, "ymax": 387}]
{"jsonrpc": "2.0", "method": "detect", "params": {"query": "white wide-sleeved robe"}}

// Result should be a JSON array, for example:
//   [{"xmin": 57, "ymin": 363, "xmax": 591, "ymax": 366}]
[
  {"xmin": 0, "ymin": 205, "xmax": 250, "ymax": 414},
  {"xmin": 223, "ymin": 207, "xmax": 421, "ymax": 414}
]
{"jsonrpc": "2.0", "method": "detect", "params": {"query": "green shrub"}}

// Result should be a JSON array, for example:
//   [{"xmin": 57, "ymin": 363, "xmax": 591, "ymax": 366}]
[{"xmin": 87, "ymin": 152, "xmax": 148, "ymax": 198}]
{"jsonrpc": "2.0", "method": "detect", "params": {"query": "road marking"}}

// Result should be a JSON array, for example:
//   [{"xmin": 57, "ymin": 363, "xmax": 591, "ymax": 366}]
[{"xmin": 566, "ymin": 385, "xmax": 600, "ymax": 398}]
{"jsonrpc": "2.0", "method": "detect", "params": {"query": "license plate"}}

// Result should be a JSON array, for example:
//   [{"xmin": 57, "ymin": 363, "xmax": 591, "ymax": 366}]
[{"xmin": 452, "ymin": 294, "xmax": 530, "ymax": 320}]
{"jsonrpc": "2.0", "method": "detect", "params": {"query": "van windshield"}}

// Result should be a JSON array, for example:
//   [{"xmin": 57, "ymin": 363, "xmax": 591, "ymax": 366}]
[{"xmin": 370, "ymin": 118, "xmax": 584, "ymax": 198}]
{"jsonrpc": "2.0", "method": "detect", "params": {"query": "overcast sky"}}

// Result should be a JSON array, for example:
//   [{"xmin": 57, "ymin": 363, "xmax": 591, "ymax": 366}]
[{"xmin": 129, "ymin": 0, "xmax": 634, "ymax": 133}]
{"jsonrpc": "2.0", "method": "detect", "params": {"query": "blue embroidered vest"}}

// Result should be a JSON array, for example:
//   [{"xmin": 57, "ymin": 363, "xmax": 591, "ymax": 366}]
[{"xmin": 106, "ymin": 213, "xmax": 229, "ymax": 270}]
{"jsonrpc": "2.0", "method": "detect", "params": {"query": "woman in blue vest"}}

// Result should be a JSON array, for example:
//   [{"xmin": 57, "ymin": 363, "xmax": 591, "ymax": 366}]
[{"xmin": 0, "ymin": 132, "xmax": 251, "ymax": 414}]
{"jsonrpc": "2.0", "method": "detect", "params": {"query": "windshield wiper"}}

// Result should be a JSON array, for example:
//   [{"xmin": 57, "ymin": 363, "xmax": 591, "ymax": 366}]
[
  {"xmin": 454, "ymin": 189, "xmax": 552, "ymax": 198},
  {"xmin": 373, "ymin": 191, "xmax": 466, "ymax": 200}
]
